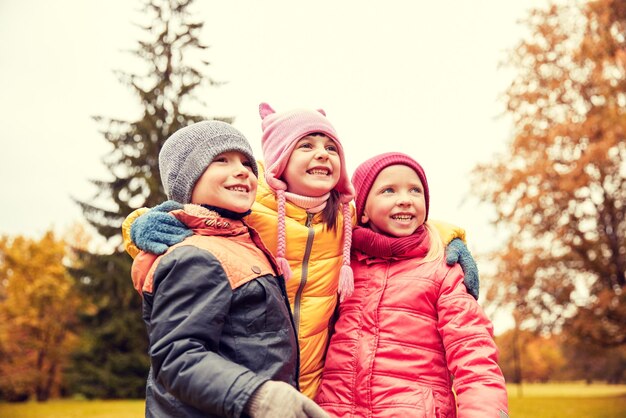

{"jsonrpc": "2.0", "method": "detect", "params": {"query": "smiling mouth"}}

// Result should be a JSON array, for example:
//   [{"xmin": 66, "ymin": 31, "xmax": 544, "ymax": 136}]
[
  {"xmin": 307, "ymin": 168, "xmax": 330, "ymax": 176},
  {"xmin": 226, "ymin": 185, "xmax": 249, "ymax": 193},
  {"xmin": 391, "ymin": 214, "xmax": 414, "ymax": 221}
]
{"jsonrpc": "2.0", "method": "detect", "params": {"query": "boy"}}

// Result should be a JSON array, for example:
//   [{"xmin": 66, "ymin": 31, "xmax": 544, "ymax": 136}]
[{"xmin": 132, "ymin": 121, "xmax": 328, "ymax": 418}]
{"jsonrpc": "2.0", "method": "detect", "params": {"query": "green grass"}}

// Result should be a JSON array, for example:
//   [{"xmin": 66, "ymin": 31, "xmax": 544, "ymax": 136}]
[
  {"xmin": 509, "ymin": 396, "xmax": 626, "ymax": 418},
  {"xmin": 507, "ymin": 382, "xmax": 626, "ymax": 397},
  {"xmin": 0, "ymin": 383, "xmax": 625, "ymax": 418},
  {"xmin": 0, "ymin": 399, "xmax": 144, "ymax": 418},
  {"xmin": 507, "ymin": 383, "xmax": 626, "ymax": 418}
]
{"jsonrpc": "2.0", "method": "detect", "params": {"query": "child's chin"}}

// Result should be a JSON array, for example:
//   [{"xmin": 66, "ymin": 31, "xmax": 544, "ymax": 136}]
[
  {"xmin": 228, "ymin": 206, "xmax": 251, "ymax": 213},
  {"xmin": 388, "ymin": 226, "xmax": 419, "ymax": 237}
]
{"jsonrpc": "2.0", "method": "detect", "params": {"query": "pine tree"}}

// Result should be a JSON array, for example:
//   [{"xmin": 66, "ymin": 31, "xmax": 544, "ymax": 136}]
[{"xmin": 68, "ymin": 0, "xmax": 230, "ymax": 398}]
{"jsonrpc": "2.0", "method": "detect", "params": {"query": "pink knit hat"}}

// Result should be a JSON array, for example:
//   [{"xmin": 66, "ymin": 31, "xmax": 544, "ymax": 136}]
[
  {"xmin": 260, "ymin": 102, "xmax": 354, "ymax": 201},
  {"xmin": 259, "ymin": 103, "xmax": 355, "ymax": 300},
  {"xmin": 352, "ymin": 152, "xmax": 430, "ymax": 224}
]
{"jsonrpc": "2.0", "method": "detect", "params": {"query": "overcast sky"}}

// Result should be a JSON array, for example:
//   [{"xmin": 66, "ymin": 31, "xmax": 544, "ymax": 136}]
[{"xmin": 0, "ymin": 1, "xmax": 548, "ymax": 327}]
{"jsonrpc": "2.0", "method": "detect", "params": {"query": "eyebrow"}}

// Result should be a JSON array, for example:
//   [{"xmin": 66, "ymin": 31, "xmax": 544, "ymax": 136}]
[
  {"xmin": 374, "ymin": 183, "xmax": 396, "ymax": 191},
  {"xmin": 376, "ymin": 181, "xmax": 422, "ymax": 190}
]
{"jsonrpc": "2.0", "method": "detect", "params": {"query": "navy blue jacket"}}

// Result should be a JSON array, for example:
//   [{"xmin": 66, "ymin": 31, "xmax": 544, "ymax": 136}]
[{"xmin": 133, "ymin": 206, "xmax": 298, "ymax": 417}]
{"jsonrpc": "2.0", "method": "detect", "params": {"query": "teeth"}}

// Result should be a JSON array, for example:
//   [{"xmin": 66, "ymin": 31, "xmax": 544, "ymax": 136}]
[
  {"xmin": 392, "ymin": 215, "xmax": 413, "ymax": 220},
  {"xmin": 228, "ymin": 186, "xmax": 247, "ymax": 192},
  {"xmin": 308, "ymin": 169, "xmax": 329, "ymax": 175}
]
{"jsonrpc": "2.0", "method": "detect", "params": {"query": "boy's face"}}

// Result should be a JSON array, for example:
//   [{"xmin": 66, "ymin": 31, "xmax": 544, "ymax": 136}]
[
  {"xmin": 191, "ymin": 151, "xmax": 257, "ymax": 212},
  {"xmin": 282, "ymin": 134, "xmax": 341, "ymax": 197},
  {"xmin": 361, "ymin": 164, "xmax": 426, "ymax": 237}
]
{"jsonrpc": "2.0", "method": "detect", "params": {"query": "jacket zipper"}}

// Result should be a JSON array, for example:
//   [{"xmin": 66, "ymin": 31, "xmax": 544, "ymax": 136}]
[
  {"xmin": 276, "ymin": 267, "xmax": 301, "ymax": 390},
  {"xmin": 367, "ymin": 261, "xmax": 391, "ymax": 409},
  {"xmin": 293, "ymin": 212, "xmax": 315, "ymax": 332}
]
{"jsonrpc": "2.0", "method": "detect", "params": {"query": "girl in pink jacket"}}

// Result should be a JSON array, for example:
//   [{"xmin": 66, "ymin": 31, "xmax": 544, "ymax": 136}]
[{"xmin": 315, "ymin": 152, "xmax": 508, "ymax": 418}]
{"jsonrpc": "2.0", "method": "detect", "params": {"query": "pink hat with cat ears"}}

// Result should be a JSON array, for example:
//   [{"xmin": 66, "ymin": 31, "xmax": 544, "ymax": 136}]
[
  {"xmin": 259, "ymin": 102, "xmax": 355, "ymax": 203},
  {"xmin": 259, "ymin": 103, "xmax": 355, "ymax": 301}
]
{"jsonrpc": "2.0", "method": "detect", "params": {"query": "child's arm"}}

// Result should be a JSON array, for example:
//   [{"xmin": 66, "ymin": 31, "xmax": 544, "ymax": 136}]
[
  {"xmin": 122, "ymin": 200, "xmax": 192, "ymax": 258},
  {"xmin": 444, "ymin": 238, "xmax": 479, "ymax": 299},
  {"xmin": 125, "ymin": 204, "xmax": 480, "ymax": 297},
  {"xmin": 428, "ymin": 219, "xmax": 479, "ymax": 299},
  {"xmin": 436, "ymin": 264, "xmax": 509, "ymax": 417},
  {"xmin": 122, "ymin": 208, "xmax": 148, "ymax": 258},
  {"xmin": 427, "ymin": 219, "xmax": 465, "ymax": 243}
]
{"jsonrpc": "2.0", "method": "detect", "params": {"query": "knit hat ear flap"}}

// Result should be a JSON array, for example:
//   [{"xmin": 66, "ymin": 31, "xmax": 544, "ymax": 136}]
[
  {"xmin": 275, "ymin": 189, "xmax": 293, "ymax": 281},
  {"xmin": 338, "ymin": 202, "xmax": 354, "ymax": 302}
]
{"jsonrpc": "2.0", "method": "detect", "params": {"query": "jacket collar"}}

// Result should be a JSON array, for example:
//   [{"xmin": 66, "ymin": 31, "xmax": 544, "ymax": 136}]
[
  {"xmin": 170, "ymin": 204, "xmax": 249, "ymax": 238},
  {"xmin": 255, "ymin": 166, "xmax": 324, "ymax": 224}
]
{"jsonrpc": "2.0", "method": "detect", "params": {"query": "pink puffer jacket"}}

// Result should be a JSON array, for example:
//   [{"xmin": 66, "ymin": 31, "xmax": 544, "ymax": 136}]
[{"xmin": 315, "ymin": 252, "xmax": 508, "ymax": 418}]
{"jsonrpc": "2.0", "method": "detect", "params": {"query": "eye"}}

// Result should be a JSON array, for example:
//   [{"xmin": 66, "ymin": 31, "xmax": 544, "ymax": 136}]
[
  {"xmin": 410, "ymin": 186, "xmax": 423, "ymax": 194},
  {"xmin": 381, "ymin": 187, "xmax": 395, "ymax": 194},
  {"xmin": 213, "ymin": 156, "xmax": 228, "ymax": 163},
  {"xmin": 242, "ymin": 159, "xmax": 253, "ymax": 168},
  {"xmin": 297, "ymin": 141, "xmax": 313, "ymax": 149},
  {"xmin": 325, "ymin": 144, "xmax": 338, "ymax": 153}
]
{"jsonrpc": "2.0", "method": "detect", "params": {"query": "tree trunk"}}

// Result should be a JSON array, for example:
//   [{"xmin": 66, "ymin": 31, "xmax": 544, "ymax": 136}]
[{"xmin": 512, "ymin": 320, "xmax": 523, "ymax": 398}]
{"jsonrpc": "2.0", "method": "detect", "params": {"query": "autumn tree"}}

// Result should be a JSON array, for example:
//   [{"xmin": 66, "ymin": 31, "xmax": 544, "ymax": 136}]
[
  {"xmin": 0, "ymin": 232, "xmax": 82, "ymax": 402},
  {"xmin": 68, "ymin": 0, "xmax": 230, "ymax": 398},
  {"xmin": 495, "ymin": 330, "xmax": 565, "ymax": 383},
  {"xmin": 559, "ymin": 334, "xmax": 626, "ymax": 383},
  {"xmin": 475, "ymin": 0, "xmax": 626, "ymax": 347}
]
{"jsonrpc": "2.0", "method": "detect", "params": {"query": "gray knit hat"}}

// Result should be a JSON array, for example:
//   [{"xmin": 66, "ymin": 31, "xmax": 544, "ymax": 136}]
[{"xmin": 159, "ymin": 120, "xmax": 258, "ymax": 204}]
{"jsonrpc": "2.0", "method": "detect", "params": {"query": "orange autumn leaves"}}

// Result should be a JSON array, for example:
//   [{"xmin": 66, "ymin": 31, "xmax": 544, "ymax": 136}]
[
  {"xmin": 0, "ymin": 231, "xmax": 84, "ymax": 401},
  {"xmin": 474, "ymin": 0, "xmax": 626, "ymax": 347}
]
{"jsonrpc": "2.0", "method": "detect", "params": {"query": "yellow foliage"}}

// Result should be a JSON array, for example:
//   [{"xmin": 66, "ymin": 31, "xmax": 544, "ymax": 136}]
[{"xmin": 0, "ymin": 231, "xmax": 83, "ymax": 401}]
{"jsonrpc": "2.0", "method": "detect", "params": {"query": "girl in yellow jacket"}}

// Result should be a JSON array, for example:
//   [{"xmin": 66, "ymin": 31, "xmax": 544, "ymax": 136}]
[{"xmin": 124, "ymin": 103, "xmax": 475, "ymax": 399}]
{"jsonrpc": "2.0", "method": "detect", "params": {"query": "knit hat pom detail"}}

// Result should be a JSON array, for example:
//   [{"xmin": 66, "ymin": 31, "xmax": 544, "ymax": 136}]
[
  {"xmin": 276, "ymin": 256, "xmax": 292, "ymax": 281},
  {"xmin": 338, "ymin": 265, "xmax": 354, "ymax": 302}
]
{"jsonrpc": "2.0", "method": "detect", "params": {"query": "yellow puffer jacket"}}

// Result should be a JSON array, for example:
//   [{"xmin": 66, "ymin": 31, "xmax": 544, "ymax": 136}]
[
  {"xmin": 250, "ymin": 162, "xmax": 350, "ymax": 398},
  {"xmin": 122, "ymin": 161, "xmax": 466, "ymax": 399}
]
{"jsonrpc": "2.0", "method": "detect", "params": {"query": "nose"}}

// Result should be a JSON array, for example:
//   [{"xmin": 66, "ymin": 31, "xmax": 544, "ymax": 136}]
[
  {"xmin": 396, "ymin": 192, "xmax": 411, "ymax": 206},
  {"xmin": 232, "ymin": 162, "xmax": 250, "ymax": 178},
  {"xmin": 314, "ymin": 146, "xmax": 329, "ymax": 160}
]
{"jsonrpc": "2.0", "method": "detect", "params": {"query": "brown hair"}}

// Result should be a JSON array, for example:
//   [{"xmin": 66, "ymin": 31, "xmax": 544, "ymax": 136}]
[{"xmin": 322, "ymin": 189, "xmax": 341, "ymax": 231}]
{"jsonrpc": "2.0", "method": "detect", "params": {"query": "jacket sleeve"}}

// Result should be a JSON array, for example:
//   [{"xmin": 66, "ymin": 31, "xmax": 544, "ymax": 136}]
[
  {"xmin": 427, "ymin": 219, "xmax": 466, "ymax": 245},
  {"xmin": 436, "ymin": 264, "xmax": 508, "ymax": 417},
  {"xmin": 148, "ymin": 246, "xmax": 268, "ymax": 417},
  {"xmin": 122, "ymin": 207, "xmax": 149, "ymax": 259}
]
